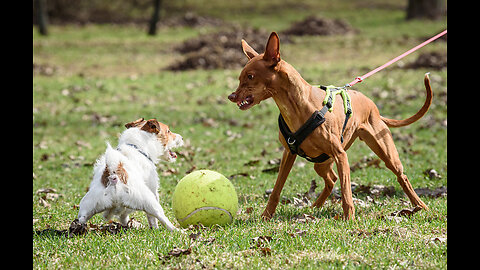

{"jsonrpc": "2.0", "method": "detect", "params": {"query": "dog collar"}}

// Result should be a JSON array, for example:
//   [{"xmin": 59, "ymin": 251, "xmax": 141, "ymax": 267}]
[{"xmin": 120, "ymin": 143, "xmax": 154, "ymax": 163}]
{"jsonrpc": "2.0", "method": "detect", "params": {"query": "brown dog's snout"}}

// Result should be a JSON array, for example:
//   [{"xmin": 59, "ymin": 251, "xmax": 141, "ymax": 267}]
[{"xmin": 228, "ymin": 92, "xmax": 237, "ymax": 102}]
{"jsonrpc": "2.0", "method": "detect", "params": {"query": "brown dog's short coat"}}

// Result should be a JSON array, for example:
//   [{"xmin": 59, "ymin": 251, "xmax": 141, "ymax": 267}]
[{"xmin": 228, "ymin": 32, "xmax": 431, "ymax": 220}]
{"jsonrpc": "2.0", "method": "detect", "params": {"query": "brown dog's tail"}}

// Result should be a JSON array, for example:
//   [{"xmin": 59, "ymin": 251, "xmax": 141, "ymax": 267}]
[{"xmin": 380, "ymin": 73, "xmax": 433, "ymax": 128}]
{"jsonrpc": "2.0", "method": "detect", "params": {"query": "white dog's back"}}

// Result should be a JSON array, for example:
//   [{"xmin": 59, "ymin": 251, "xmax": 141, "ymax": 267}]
[{"xmin": 77, "ymin": 118, "xmax": 182, "ymax": 231}]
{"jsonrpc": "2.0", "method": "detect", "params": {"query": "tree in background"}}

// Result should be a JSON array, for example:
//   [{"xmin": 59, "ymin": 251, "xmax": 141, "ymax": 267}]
[
  {"xmin": 34, "ymin": 0, "xmax": 49, "ymax": 36},
  {"xmin": 406, "ymin": 0, "xmax": 446, "ymax": 20},
  {"xmin": 148, "ymin": 0, "xmax": 163, "ymax": 36}
]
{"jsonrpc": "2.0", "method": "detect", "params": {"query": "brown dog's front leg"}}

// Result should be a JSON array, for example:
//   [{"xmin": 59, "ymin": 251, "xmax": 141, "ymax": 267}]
[
  {"xmin": 333, "ymin": 150, "xmax": 355, "ymax": 220},
  {"xmin": 261, "ymin": 149, "xmax": 296, "ymax": 220}
]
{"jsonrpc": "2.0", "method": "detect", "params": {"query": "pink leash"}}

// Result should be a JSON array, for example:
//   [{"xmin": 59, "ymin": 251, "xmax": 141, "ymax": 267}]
[{"xmin": 345, "ymin": 29, "xmax": 447, "ymax": 88}]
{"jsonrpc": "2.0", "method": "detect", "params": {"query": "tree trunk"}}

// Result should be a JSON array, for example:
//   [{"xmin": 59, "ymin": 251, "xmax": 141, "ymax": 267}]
[
  {"xmin": 148, "ymin": 0, "xmax": 162, "ymax": 36},
  {"xmin": 406, "ymin": 0, "xmax": 445, "ymax": 20},
  {"xmin": 34, "ymin": 0, "xmax": 48, "ymax": 36}
]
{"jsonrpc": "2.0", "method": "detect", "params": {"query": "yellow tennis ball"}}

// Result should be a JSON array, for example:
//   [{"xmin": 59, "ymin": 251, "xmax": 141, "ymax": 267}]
[{"xmin": 172, "ymin": 170, "xmax": 238, "ymax": 228}]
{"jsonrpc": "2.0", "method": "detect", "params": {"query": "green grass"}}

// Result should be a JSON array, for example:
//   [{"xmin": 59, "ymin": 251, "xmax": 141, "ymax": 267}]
[{"xmin": 34, "ymin": 0, "xmax": 446, "ymax": 268}]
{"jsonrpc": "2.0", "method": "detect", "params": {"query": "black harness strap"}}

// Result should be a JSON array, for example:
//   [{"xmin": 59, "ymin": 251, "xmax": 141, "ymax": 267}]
[
  {"xmin": 278, "ymin": 85, "xmax": 353, "ymax": 163},
  {"xmin": 278, "ymin": 104, "xmax": 331, "ymax": 163}
]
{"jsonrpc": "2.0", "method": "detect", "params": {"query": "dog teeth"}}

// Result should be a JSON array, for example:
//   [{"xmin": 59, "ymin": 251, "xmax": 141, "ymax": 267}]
[{"xmin": 238, "ymin": 100, "xmax": 250, "ymax": 107}]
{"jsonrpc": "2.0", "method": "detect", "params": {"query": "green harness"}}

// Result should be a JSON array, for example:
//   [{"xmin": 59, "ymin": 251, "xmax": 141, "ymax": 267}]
[
  {"xmin": 319, "ymin": 85, "xmax": 353, "ymax": 115},
  {"xmin": 316, "ymin": 85, "xmax": 353, "ymax": 143}
]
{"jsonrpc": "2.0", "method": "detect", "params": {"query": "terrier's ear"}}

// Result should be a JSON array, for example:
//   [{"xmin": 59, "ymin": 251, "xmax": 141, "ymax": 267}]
[
  {"xmin": 263, "ymin": 32, "xmax": 280, "ymax": 67},
  {"xmin": 125, "ymin": 118, "xmax": 145, "ymax": 129},
  {"xmin": 140, "ymin": 119, "xmax": 160, "ymax": 134},
  {"xmin": 242, "ymin": 39, "xmax": 259, "ymax": 60}
]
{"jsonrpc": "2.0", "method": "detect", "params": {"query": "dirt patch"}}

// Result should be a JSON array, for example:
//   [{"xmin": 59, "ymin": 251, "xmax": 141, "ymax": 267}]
[
  {"xmin": 166, "ymin": 26, "xmax": 291, "ymax": 71},
  {"xmin": 159, "ymin": 12, "xmax": 224, "ymax": 28},
  {"xmin": 405, "ymin": 51, "xmax": 446, "ymax": 70},
  {"xmin": 281, "ymin": 15, "xmax": 357, "ymax": 36},
  {"xmin": 166, "ymin": 15, "xmax": 356, "ymax": 71}
]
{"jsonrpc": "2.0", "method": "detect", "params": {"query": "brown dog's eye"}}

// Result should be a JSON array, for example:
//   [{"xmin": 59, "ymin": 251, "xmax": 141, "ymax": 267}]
[{"xmin": 247, "ymin": 74, "xmax": 254, "ymax": 80}]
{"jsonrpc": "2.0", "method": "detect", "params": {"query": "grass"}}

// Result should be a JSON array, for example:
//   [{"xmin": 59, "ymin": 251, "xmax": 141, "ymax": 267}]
[{"xmin": 33, "ymin": 0, "xmax": 446, "ymax": 268}]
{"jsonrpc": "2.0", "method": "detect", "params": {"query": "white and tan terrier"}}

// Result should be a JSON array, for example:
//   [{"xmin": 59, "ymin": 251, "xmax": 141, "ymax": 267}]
[{"xmin": 77, "ymin": 118, "xmax": 183, "ymax": 231}]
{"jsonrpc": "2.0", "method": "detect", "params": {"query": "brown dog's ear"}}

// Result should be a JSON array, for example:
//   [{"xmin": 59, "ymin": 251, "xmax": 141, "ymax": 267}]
[
  {"xmin": 263, "ymin": 32, "xmax": 280, "ymax": 66},
  {"xmin": 242, "ymin": 39, "xmax": 259, "ymax": 60},
  {"xmin": 125, "ymin": 118, "xmax": 145, "ymax": 129},
  {"xmin": 140, "ymin": 119, "xmax": 160, "ymax": 134}
]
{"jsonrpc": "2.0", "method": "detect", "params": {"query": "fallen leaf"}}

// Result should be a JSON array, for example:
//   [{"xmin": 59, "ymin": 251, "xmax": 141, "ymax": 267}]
[
  {"xmin": 353, "ymin": 197, "xmax": 369, "ymax": 208},
  {"xmin": 428, "ymin": 236, "xmax": 447, "ymax": 244},
  {"xmin": 303, "ymin": 179, "xmax": 319, "ymax": 200},
  {"xmin": 189, "ymin": 231, "xmax": 202, "ymax": 240},
  {"xmin": 250, "ymin": 236, "xmax": 273, "ymax": 256},
  {"xmin": 75, "ymin": 140, "xmax": 92, "ymax": 149},
  {"xmin": 354, "ymin": 184, "xmax": 396, "ymax": 197},
  {"xmin": 383, "ymin": 215, "xmax": 406, "ymax": 223},
  {"xmin": 280, "ymin": 197, "xmax": 292, "ymax": 205},
  {"xmin": 251, "ymin": 235, "xmax": 272, "ymax": 245},
  {"xmin": 185, "ymin": 165, "xmax": 197, "ymax": 175},
  {"xmin": 169, "ymin": 247, "xmax": 192, "ymax": 257},
  {"xmin": 268, "ymin": 158, "xmax": 281, "ymax": 165},
  {"xmin": 243, "ymin": 159, "xmax": 260, "ymax": 166},
  {"xmin": 423, "ymin": 169, "xmax": 442, "ymax": 179},
  {"xmin": 228, "ymin": 172, "xmax": 249, "ymax": 179},
  {"xmin": 36, "ymin": 188, "xmax": 57, "ymax": 194},
  {"xmin": 258, "ymin": 246, "xmax": 272, "ymax": 256},
  {"xmin": 292, "ymin": 213, "xmax": 318, "ymax": 223},
  {"xmin": 126, "ymin": 218, "xmax": 144, "ymax": 229},
  {"xmin": 159, "ymin": 247, "xmax": 192, "ymax": 263},
  {"xmin": 414, "ymin": 186, "xmax": 447, "ymax": 198},
  {"xmin": 185, "ymin": 223, "xmax": 207, "ymax": 231},
  {"xmin": 262, "ymin": 166, "xmax": 279, "ymax": 174},
  {"xmin": 99, "ymin": 221, "xmax": 127, "ymax": 234},
  {"xmin": 162, "ymin": 168, "xmax": 179, "ymax": 176},
  {"xmin": 292, "ymin": 195, "xmax": 311, "ymax": 208},
  {"xmin": 69, "ymin": 219, "xmax": 88, "ymax": 235},
  {"xmin": 391, "ymin": 206, "xmax": 423, "ymax": 217},
  {"xmin": 38, "ymin": 197, "xmax": 51, "ymax": 208},
  {"xmin": 289, "ymin": 228, "xmax": 307, "ymax": 237}
]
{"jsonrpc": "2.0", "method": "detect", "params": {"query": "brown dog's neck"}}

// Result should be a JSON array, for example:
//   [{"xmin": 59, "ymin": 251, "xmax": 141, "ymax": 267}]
[{"xmin": 271, "ymin": 61, "xmax": 317, "ymax": 131}]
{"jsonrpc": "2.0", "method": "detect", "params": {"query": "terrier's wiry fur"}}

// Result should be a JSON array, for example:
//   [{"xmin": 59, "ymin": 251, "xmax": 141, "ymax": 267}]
[{"xmin": 77, "ymin": 118, "xmax": 184, "ymax": 231}]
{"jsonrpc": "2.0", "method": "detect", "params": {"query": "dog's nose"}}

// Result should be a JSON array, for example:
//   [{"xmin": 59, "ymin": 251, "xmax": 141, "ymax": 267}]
[{"xmin": 228, "ymin": 92, "xmax": 237, "ymax": 102}]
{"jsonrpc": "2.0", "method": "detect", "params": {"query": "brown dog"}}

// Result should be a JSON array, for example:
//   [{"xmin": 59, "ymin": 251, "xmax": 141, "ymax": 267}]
[{"xmin": 228, "ymin": 32, "xmax": 431, "ymax": 220}]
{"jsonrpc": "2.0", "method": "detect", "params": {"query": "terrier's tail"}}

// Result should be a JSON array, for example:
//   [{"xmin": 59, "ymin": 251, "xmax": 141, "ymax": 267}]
[{"xmin": 101, "ymin": 143, "xmax": 128, "ymax": 187}]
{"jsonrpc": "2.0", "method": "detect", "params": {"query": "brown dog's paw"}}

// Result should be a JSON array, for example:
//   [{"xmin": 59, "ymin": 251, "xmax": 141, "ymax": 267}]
[
  {"xmin": 416, "ymin": 203, "xmax": 429, "ymax": 211},
  {"xmin": 260, "ymin": 211, "xmax": 273, "ymax": 221}
]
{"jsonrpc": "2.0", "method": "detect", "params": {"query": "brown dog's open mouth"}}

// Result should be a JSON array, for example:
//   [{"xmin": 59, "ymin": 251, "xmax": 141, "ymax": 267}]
[{"xmin": 237, "ymin": 95, "xmax": 254, "ymax": 110}]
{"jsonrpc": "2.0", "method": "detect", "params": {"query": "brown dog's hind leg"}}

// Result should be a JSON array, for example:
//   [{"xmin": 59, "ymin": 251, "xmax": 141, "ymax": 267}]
[
  {"xmin": 358, "ymin": 121, "xmax": 428, "ymax": 210},
  {"xmin": 311, "ymin": 161, "xmax": 337, "ymax": 208},
  {"xmin": 261, "ymin": 149, "xmax": 297, "ymax": 220}
]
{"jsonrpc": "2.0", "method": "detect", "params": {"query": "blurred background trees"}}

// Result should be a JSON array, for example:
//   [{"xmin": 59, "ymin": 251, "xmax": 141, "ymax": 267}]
[{"xmin": 33, "ymin": 0, "xmax": 446, "ymax": 36}]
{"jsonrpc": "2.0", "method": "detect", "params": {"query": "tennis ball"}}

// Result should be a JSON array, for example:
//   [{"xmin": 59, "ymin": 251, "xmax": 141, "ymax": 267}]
[{"xmin": 172, "ymin": 170, "xmax": 238, "ymax": 228}]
